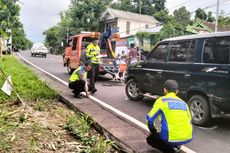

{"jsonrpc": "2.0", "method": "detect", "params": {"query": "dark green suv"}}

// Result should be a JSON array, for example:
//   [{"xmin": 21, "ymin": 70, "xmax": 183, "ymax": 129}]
[{"xmin": 125, "ymin": 32, "xmax": 230, "ymax": 126}]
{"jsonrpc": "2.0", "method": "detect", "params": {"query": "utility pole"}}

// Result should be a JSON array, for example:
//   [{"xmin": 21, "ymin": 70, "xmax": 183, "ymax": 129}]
[
  {"xmin": 215, "ymin": 0, "xmax": 220, "ymax": 32},
  {"xmin": 139, "ymin": 0, "xmax": 141, "ymax": 14},
  {"xmin": 66, "ymin": 27, "xmax": 69, "ymax": 44}
]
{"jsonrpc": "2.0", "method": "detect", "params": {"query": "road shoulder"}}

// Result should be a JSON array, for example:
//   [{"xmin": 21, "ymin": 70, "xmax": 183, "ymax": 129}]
[{"xmin": 19, "ymin": 55, "xmax": 160, "ymax": 153}]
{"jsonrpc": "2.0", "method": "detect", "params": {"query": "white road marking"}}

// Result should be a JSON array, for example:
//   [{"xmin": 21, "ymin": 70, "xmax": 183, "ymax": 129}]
[
  {"xmin": 198, "ymin": 125, "xmax": 218, "ymax": 130},
  {"xmin": 17, "ymin": 53, "xmax": 196, "ymax": 153}
]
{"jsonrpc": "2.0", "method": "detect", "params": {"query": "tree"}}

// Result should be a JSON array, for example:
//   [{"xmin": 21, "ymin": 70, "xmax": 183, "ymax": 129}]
[
  {"xmin": 111, "ymin": 0, "xmax": 136, "ymax": 13},
  {"xmin": 133, "ymin": 0, "xmax": 156, "ymax": 15},
  {"xmin": 173, "ymin": 6, "xmax": 191, "ymax": 28},
  {"xmin": 12, "ymin": 23, "xmax": 32, "ymax": 50},
  {"xmin": 195, "ymin": 8, "xmax": 207, "ymax": 20},
  {"xmin": 207, "ymin": 11, "xmax": 214, "ymax": 22},
  {"xmin": 194, "ymin": 8, "xmax": 215, "ymax": 23},
  {"xmin": 111, "ymin": 0, "xmax": 166, "ymax": 15},
  {"xmin": 43, "ymin": 26, "xmax": 62, "ymax": 54},
  {"xmin": 44, "ymin": 0, "xmax": 112, "ymax": 52},
  {"xmin": 0, "ymin": 0, "xmax": 31, "ymax": 50},
  {"xmin": 151, "ymin": 0, "xmax": 166, "ymax": 12},
  {"xmin": 68, "ymin": 0, "xmax": 111, "ymax": 32},
  {"xmin": 43, "ymin": 0, "xmax": 168, "ymax": 52},
  {"xmin": 154, "ymin": 10, "xmax": 174, "ymax": 24}
]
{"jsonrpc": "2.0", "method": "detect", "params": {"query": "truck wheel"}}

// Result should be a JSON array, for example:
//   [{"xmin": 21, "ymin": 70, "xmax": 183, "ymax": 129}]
[
  {"xmin": 189, "ymin": 95, "xmax": 212, "ymax": 126},
  {"xmin": 125, "ymin": 79, "xmax": 143, "ymax": 101}
]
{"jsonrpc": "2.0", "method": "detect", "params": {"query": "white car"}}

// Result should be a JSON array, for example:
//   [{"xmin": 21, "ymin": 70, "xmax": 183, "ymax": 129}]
[{"xmin": 31, "ymin": 43, "xmax": 48, "ymax": 57}]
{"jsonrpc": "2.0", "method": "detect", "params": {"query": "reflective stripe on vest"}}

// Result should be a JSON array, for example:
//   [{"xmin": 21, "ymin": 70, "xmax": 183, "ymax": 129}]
[{"xmin": 69, "ymin": 66, "xmax": 87, "ymax": 82}]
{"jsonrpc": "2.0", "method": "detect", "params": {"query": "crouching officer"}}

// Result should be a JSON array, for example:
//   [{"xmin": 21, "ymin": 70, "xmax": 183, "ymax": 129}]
[
  {"xmin": 146, "ymin": 80, "xmax": 193, "ymax": 153},
  {"xmin": 69, "ymin": 62, "xmax": 92, "ymax": 98}
]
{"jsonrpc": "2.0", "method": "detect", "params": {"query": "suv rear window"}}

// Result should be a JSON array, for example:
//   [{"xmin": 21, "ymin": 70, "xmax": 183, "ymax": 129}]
[
  {"xmin": 147, "ymin": 43, "xmax": 168, "ymax": 62},
  {"xmin": 169, "ymin": 41, "xmax": 194, "ymax": 62},
  {"xmin": 203, "ymin": 37, "xmax": 230, "ymax": 64}
]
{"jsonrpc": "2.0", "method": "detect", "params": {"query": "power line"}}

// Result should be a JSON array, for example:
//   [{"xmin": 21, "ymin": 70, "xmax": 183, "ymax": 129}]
[
  {"xmin": 168, "ymin": 0, "xmax": 198, "ymax": 10},
  {"xmin": 189, "ymin": 0, "xmax": 230, "ymax": 15},
  {"xmin": 169, "ymin": 0, "xmax": 230, "ymax": 14}
]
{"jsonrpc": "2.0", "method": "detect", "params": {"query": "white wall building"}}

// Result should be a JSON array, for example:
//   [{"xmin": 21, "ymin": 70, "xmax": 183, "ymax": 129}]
[{"xmin": 100, "ymin": 8, "xmax": 160, "ymax": 38}]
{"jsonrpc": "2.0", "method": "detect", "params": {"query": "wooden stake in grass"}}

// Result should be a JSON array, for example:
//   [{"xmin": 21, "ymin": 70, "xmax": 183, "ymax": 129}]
[
  {"xmin": 0, "ymin": 37, "xmax": 3, "ymax": 61},
  {"xmin": 0, "ymin": 67, "xmax": 25, "ymax": 106}
]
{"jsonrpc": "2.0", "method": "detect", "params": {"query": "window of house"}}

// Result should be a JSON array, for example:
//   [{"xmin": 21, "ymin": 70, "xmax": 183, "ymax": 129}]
[
  {"xmin": 203, "ymin": 37, "xmax": 230, "ymax": 64},
  {"xmin": 148, "ymin": 43, "xmax": 168, "ymax": 62},
  {"xmin": 169, "ymin": 41, "xmax": 192, "ymax": 62},
  {"xmin": 145, "ymin": 25, "xmax": 149, "ymax": 29},
  {"xmin": 126, "ymin": 21, "xmax": 130, "ymax": 35}
]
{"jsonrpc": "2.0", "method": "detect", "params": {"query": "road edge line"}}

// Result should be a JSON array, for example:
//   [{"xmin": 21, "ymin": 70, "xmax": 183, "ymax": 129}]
[{"xmin": 17, "ymin": 53, "xmax": 196, "ymax": 153}]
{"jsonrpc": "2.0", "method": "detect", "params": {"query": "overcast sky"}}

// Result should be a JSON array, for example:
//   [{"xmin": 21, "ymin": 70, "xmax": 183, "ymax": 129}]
[{"xmin": 19, "ymin": 0, "xmax": 230, "ymax": 43}]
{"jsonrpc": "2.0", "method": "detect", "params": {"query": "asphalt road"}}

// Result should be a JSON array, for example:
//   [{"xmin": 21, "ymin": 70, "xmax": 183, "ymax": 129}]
[{"xmin": 19, "ymin": 51, "xmax": 230, "ymax": 153}]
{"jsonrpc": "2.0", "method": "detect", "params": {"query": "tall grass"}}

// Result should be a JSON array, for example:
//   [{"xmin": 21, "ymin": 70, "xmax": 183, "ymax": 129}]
[
  {"xmin": 64, "ymin": 113, "xmax": 119, "ymax": 153},
  {"xmin": 0, "ymin": 56, "xmax": 57, "ymax": 103}
]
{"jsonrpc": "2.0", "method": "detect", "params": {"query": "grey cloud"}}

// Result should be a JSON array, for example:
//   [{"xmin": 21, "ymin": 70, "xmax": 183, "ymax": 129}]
[{"xmin": 19, "ymin": 0, "xmax": 70, "ymax": 43}]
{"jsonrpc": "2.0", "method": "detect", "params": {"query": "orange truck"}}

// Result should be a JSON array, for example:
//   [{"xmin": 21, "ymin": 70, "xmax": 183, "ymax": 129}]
[{"xmin": 63, "ymin": 32, "xmax": 119, "ymax": 74}]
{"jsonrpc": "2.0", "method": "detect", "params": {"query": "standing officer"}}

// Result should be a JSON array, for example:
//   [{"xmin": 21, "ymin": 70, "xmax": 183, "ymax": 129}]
[
  {"xmin": 85, "ymin": 38, "xmax": 100, "ymax": 93},
  {"xmin": 69, "ymin": 62, "xmax": 92, "ymax": 98},
  {"xmin": 146, "ymin": 80, "xmax": 193, "ymax": 153}
]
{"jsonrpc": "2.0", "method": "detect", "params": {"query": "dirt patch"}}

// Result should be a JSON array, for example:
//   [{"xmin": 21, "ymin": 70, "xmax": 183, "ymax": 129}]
[{"xmin": 0, "ymin": 100, "xmax": 118, "ymax": 152}]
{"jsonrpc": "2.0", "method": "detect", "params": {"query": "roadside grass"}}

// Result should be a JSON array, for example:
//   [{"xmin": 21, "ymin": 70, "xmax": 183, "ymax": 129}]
[
  {"xmin": 0, "ymin": 55, "xmax": 119, "ymax": 152},
  {"xmin": 0, "ymin": 55, "xmax": 57, "ymax": 103}
]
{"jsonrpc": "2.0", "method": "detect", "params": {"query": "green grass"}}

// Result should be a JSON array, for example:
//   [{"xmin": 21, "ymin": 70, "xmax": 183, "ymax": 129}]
[
  {"xmin": 0, "ymin": 55, "xmax": 119, "ymax": 152},
  {"xmin": 0, "ymin": 55, "xmax": 57, "ymax": 103},
  {"xmin": 64, "ymin": 112, "xmax": 118, "ymax": 153}
]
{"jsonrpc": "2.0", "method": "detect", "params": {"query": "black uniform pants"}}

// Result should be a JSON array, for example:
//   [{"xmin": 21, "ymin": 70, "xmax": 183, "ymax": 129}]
[
  {"xmin": 88, "ymin": 63, "xmax": 99, "ymax": 90},
  {"xmin": 146, "ymin": 130, "xmax": 178, "ymax": 153},
  {"xmin": 69, "ymin": 80, "xmax": 86, "ymax": 95}
]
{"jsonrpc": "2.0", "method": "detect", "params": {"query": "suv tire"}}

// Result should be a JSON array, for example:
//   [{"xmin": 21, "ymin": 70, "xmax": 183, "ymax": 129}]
[
  {"xmin": 189, "ymin": 95, "xmax": 212, "ymax": 126},
  {"xmin": 125, "ymin": 79, "xmax": 143, "ymax": 101}
]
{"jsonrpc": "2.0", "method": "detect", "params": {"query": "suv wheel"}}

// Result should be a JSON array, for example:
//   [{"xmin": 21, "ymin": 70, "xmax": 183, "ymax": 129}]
[
  {"xmin": 189, "ymin": 95, "xmax": 212, "ymax": 126},
  {"xmin": 125, "ymin": 79, "xmax": 143, "ymax": 101}
]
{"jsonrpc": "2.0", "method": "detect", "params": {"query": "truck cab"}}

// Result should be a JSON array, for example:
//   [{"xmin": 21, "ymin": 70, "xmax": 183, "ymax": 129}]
[{"xmin": 63, "ymin": 32, "xmax": 119, "ymax": 74}]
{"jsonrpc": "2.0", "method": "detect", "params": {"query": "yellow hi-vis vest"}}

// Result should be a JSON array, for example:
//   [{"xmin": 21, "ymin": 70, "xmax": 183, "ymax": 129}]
[
  {"xmin": 69, "ymin": 66, "xmax": 87, "ymax": 82},
  {"xmin": 146, "ymin": 92, "xmax": 193, "ymax": 145},
  {"xmin": 85, "ymin": 43, "xmax": 100, "ymax": 64}
]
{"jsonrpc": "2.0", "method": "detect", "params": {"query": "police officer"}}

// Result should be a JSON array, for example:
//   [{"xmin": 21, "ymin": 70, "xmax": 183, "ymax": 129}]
[
  {"xmin": 69, "ymin": 62, "xmax": 92, "ymax": 98},
  {"xmin": 146, "ymin": 80, "xmax": 193, "ymax": 153},
  {"xmin": 85, "ymin": 38, "xmax": 100, "ymax": 93}
]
